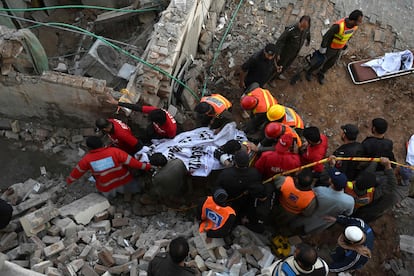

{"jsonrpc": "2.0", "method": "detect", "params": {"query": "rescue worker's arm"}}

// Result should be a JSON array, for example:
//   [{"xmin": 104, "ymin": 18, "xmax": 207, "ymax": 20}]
[
  {"xmin": 66, "ymin": 158, "xmax": 90, "ymax": 184},
  {"xmin": 115, "ymin": 149, "xmax": 151, "ymax": 171},
  {"xmin": 301, "ymin": 197, "xmax": 317, "ymax": 216},
  {"xmin": 320, "ymin": 24, "xmax": 340, "ymax": 51},
  {"xmin": 206, "ymin": 214, "xmax": 236, "ymax": 238}
]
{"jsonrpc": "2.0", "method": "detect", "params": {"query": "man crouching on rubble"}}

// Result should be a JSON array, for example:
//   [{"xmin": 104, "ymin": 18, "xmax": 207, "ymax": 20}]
[{"xmin": 66, "ymin": 136, "xmax": 152, "ymax": 198}]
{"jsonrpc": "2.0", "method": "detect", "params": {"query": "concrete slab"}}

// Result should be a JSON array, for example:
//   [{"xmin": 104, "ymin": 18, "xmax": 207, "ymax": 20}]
[
  {"xmin": 58, "ymin": 193, "xmax": 110, "ymax": 225},
  {"xmin": 0, "ymin": 260, "xmax": 46, "ymax": 276}
]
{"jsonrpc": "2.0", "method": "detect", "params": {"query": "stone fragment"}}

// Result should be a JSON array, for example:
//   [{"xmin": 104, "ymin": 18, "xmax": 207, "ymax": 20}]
[
  {"xmin": 111, "ymin": 217, "xmax": 129, "ymax": 228},
  {"xmin": 81, "ymin": 263, "xmax": 99, "ymax": 276},
  {"xmin": 59, "ymin": 193, "xmax": 110, "ymax": 225},
  {"xmin": 71, "ymin": 134, "xmax": 84, "ymax": 143},
  {"xmin": 229, "ymin": 262, "xmax": 242, "ymax": 276},
  {"xmin": 42, "ymin": 236, "xmax": 61, "ymax": 244},
  {"xmin": 143, "ymin": 245, "xmax": 160, "ymax": 261},
  {"xmin": 32, "ymin": 260, "xmax": 53, "ymax": 273},
  {"xmin": 45, "ymin": 266, "xmax": 62, "ymax": 276},
  {"xmin": 20, "ymin": 205, "xmax": 60, "ymax": 237},
  {"xmin": 94, "ymin": 210, "xmax": 109, "ymax": 222},
  {"xmin": 44, "ymin": 241, "xmax": 65, "ymax": 257},
  {"xmin": 400, "ymin": 235, "xmax": 414, "ymax": 254},
  {"xmin": 112, "ymin": 254, "xmax": 130, "ymax": 265},
  {"xmin": 47, "ymin": 225, "xmax": 61, "ymax": 236},
  {"xmin": 108, "ymin": 262, "xmax": 132, "ymax": 274},
  {"xmin": 11, "ymin": 120, "xmax": 20, "ymax": 133},
  {"xmin": 205, "ymin": 260, "xmax": 228, "ymax": 272},
  {"xmin": 98, "ymin": 248, "xmax": 115, "ymax": 267},
  {"xmin": 5, "ymin": 131, "xmax": 19, "ymax": 140},
  {"xmin": 51, "ymin": 217, "xmax": 77, "ymax": 237},
  {"xmin": 194, "ymin": 255, "xmax": 207, "ymax": 271},
  {"xmin": 91, "ymin": 220, "xmax": 111, "ymax": 233},
  {"xmin": 0, "ymin": 232, "xmax": 18, "ymax": 251},
  {"xmin": 30, "ymin": 235, "xmax": 46, "ymax": 249},
  {"xmin": 80, "ymin": 245, "xmax": 92, "ymax": 259},
  {"xmin": 69, "ymin": 259, "xmax": 84, "ymax": 272},
  {"xmin": 154, "ymin": 239, "xmax": 170, "ymax": 248}
]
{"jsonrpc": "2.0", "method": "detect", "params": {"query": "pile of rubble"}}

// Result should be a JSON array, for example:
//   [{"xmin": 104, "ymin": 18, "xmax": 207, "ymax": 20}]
[{"xmin": 0, "ymin": 175, "xmax": 285, "ymax": 276}]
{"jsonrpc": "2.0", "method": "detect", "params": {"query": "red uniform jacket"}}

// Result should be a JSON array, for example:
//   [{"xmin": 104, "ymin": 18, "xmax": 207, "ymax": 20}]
[
  {"xmin": 142, "ymin": 106, "xmax": 177, "ymax": 138},
  {"xmin": 108, "ymin": 119, "xmax": 139, "ymax": 155},
  {"xmin": 301, "ymin": 134, "xmax": 328, "ymax": 172},
  {"xmin": 255, "ymin": 151, "xmax": 301, "ymax": 179},
  {"xmin": 66, "ymin": 147, "xmax": 151, "ymax": 192}
]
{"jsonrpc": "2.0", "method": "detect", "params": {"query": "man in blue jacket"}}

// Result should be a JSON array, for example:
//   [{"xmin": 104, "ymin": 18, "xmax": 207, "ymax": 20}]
[{"xmin": 325, "ymin": 215, "xmax": 374, "ymax": 273}]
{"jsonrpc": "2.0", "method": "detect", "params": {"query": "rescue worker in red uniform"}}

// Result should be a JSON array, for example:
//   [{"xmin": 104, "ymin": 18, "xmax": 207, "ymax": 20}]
[
  {"xmin": 255, "ymin": 134, "xmax": 301, "ymax": 179},
  {"xmin": 240, "ymin": 84, "xmax": 278, "ymax": 135},
  {"xmin": 66, "ymin": 136, "xmax": 152, "ymax": 197},
  {"xmin": 197, "ymin": 188, "xmax": 236, "ymax": 244},
  {"xmin": 259, "ymin": 122, "xmax": 303, "ymax": 152},
  {"xmin": 306, "ymin": 10, "xmax": 363, "ymax": 84},
  {"xmin": 266, "ymin": 104, "xmax": 304, "ymax": 136},
  {"xmin": 300, "ymin": 126, "xmax": 328, "ymax": 174},
  {"xmin": 96, "ymin": 118, "xmax": 142, "ymax": 156},
  {"xmin": 194, "ymin": 94, "xmax": 232, "ymax": 127}
]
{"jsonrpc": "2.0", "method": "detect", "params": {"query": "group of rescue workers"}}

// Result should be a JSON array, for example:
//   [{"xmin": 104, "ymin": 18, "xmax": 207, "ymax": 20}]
[{"xmin": 0, "ymin": 8, "xmax": 411, "ymax": 276}]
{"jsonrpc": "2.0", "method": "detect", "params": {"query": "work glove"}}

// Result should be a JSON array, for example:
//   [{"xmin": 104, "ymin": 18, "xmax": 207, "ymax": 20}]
[{"xmin": 318, "ymin": 47, "xmax": 327, "ymax": 54}]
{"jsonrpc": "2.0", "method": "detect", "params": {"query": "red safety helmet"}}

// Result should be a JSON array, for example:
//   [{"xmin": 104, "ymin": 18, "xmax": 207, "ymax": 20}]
[
  {"xmin": 240, "ymin": 96, "xmax": 258, "ymax": 110},
  {"xmin": 265, "ymin": 122, "xmax": 285, "ymax": 139}
]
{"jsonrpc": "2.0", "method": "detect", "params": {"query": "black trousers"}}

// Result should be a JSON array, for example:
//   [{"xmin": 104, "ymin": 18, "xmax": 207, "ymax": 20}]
[{"xmin": 308, "ymin": 47, "xmax": 341, "ymax": 74}]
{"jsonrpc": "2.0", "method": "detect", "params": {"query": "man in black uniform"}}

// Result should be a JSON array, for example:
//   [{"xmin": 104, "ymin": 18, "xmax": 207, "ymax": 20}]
[
  {"xmin": 333, "ymin": 124, "xmax": 364, "ymax": 181},
  {"xmin": 147, "ymin": 237, "xmax": 196, "ymax": 276},
  {"xmin": 239, "ymin": 43, "xmax": 278, "ymax": 90},
  {"xmin": 274, "ymin": 15, "xmax": 311, "ymax": 80},
  {"xmin": 362, "ymin": 118, "xmax": 396, "ymax": 171}
]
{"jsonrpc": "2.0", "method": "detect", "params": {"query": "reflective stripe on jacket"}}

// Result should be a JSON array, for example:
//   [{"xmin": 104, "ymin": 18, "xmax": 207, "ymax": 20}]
[
  {"xmin": 330, "ymin": 18, "xmax": 358, "ymax": 49},
  {"xmin": 248, "ymin": 88, "xmax": 278, "ymax": 114},
  {"xmin": 344, "ymin": 181, "xmax": 375, "ymax": 209},
  {"xmin": 200, "ymin": 94, "xmax": 232, "ymax": 116},
  {"xmin": 282, "ymin": 107, "xmax": 304, "ymax": 130}
]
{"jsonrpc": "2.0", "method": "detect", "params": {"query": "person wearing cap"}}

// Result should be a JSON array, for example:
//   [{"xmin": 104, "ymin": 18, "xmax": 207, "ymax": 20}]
[
  {"xmin": 305, "ymin": 10, "xmax": 363, "ymax": 85},
  {"xmin": 273, "ymin": 16, "xmax": 311, "ymax": 81},
  {"xmin": 266, "ymin": 104, "xmax": 304, "ymax": 135},
  {"xmin": 300, "ymin": 126, "xmax": 328, "ymax": 174},
  {"xmin": 215, "ymin": 151, "xmax": 266, "ymax": 220},
  {"xmin": 263, "ymin": 243, "xmax": 329, "ymax": 276},
  {"xmin": 240, "ymin": 84, "xmax": 278, "ymax": 135},
  {"xmin": 239, "ymin": 43, "xmax": 279, "ymax": 90},
  {"xmin": 290, "ymin": 157, "xmax": 354, "ymax": 234},
  {"xmin": 107, "ymin": 97, "xmax": 177, "ymax": 140},
  {"xmin": 259, "ymin": 122, "xmax": 302, "ymax": 152},
  {"xmin": 147, "ymin": 237, "xmax": 196, "ymax": 276},
  {"xmin": 333, "ymin": 124, "xmax": 364, "ymax": 181},
  {"xmin": 66, "ymin": 136, "xmax": 152, "ymax": 197},
  {"xmin": 324, "ymin": 215, "xmax": 374, "ymax": 273},
  {"xmin": 362, "ymin": 118, "xmax": 396, "ymax": 171},
  {"xmin": 273, "ymin": 168, "xmax": 317, "ymax": 219},
  {"xmin": 197, "ymin": 188, "xmax": 236, "ymax": 241},
  {"xmin": 95, "ymin": 118, "xmax": 143, "ymax": 156},
  {"xmin": 194, "ymin": 94, "xmax": 232, "ymax": 127},
  {"xmin": 352, "ymin": 157, "xmax": 399, "ymax": 222},
  {"xmin": 255, "ymin": 133, "xmax": 301, "ymax": 179}
]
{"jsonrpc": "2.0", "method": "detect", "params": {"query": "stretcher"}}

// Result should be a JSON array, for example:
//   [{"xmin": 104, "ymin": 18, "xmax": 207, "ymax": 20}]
[{"xmin": 347, "ymin": 56, "xmax": 414, "ymax": 85}]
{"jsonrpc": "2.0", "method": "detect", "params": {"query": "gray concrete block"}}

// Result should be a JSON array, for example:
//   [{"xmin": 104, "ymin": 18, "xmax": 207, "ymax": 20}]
[
  {"xmin": 44, "ymin": 241, "xmax": 65, "ymax": 257},
  {"xmin": 58, "ymin": 193, "xmax": 110, "ymax": 225},
  {"xmin": 31, "ymin": 260, "xmax": 53, "ymax": 273},
  {"xmin": 143, "ymin": 245, "xmax": 160, "ymax": 261}
]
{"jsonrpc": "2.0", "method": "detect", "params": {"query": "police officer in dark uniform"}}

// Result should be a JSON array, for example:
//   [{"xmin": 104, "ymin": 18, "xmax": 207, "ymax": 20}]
[{"xmin": 274, "ymin": 15, "xmax": 311, "ymax": 80}]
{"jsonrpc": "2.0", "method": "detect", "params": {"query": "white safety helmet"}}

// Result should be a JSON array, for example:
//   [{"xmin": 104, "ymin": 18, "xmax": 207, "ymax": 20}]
[{"xmin": 344, "ymin": 226, "xmax": 364, "ymax": 243}]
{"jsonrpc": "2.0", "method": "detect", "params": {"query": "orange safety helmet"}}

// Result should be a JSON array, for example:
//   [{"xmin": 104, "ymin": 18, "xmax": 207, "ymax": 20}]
[
  {"xmin": 265, "ymin": 122, "xmax": 285, "ymax": 139},
  {"xmin": 240, "ymin": 96, "xmax": 258, "ymax": 110}
]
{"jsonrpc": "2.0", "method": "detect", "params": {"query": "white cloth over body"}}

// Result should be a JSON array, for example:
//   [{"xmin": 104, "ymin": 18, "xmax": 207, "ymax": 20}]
[
  {"xmin": 407, "ymin": 134, "xmax": 414, "ymax": 165},
  {"xmin": 362, "ymin": 50, "xmax": 413, "ymax": 76},
  {"xmin": 136, "ymin": 122, "xmax": 247, "ymax": 177}
]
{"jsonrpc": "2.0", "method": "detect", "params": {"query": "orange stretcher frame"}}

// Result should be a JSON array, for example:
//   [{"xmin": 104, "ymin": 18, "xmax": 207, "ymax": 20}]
[{"xmin": 347, "ymin": 57, "xmax": 414, "ymax": 85}]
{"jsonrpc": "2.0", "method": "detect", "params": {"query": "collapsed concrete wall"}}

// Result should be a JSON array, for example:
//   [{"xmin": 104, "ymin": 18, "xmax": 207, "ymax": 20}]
[
  {"xmin": 0, "ymin": 72, "xmax": 114, "ymax": 127},
  {"xmin": 123, "ymin": 0, "xmax": 226, "ymax": 109}
]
